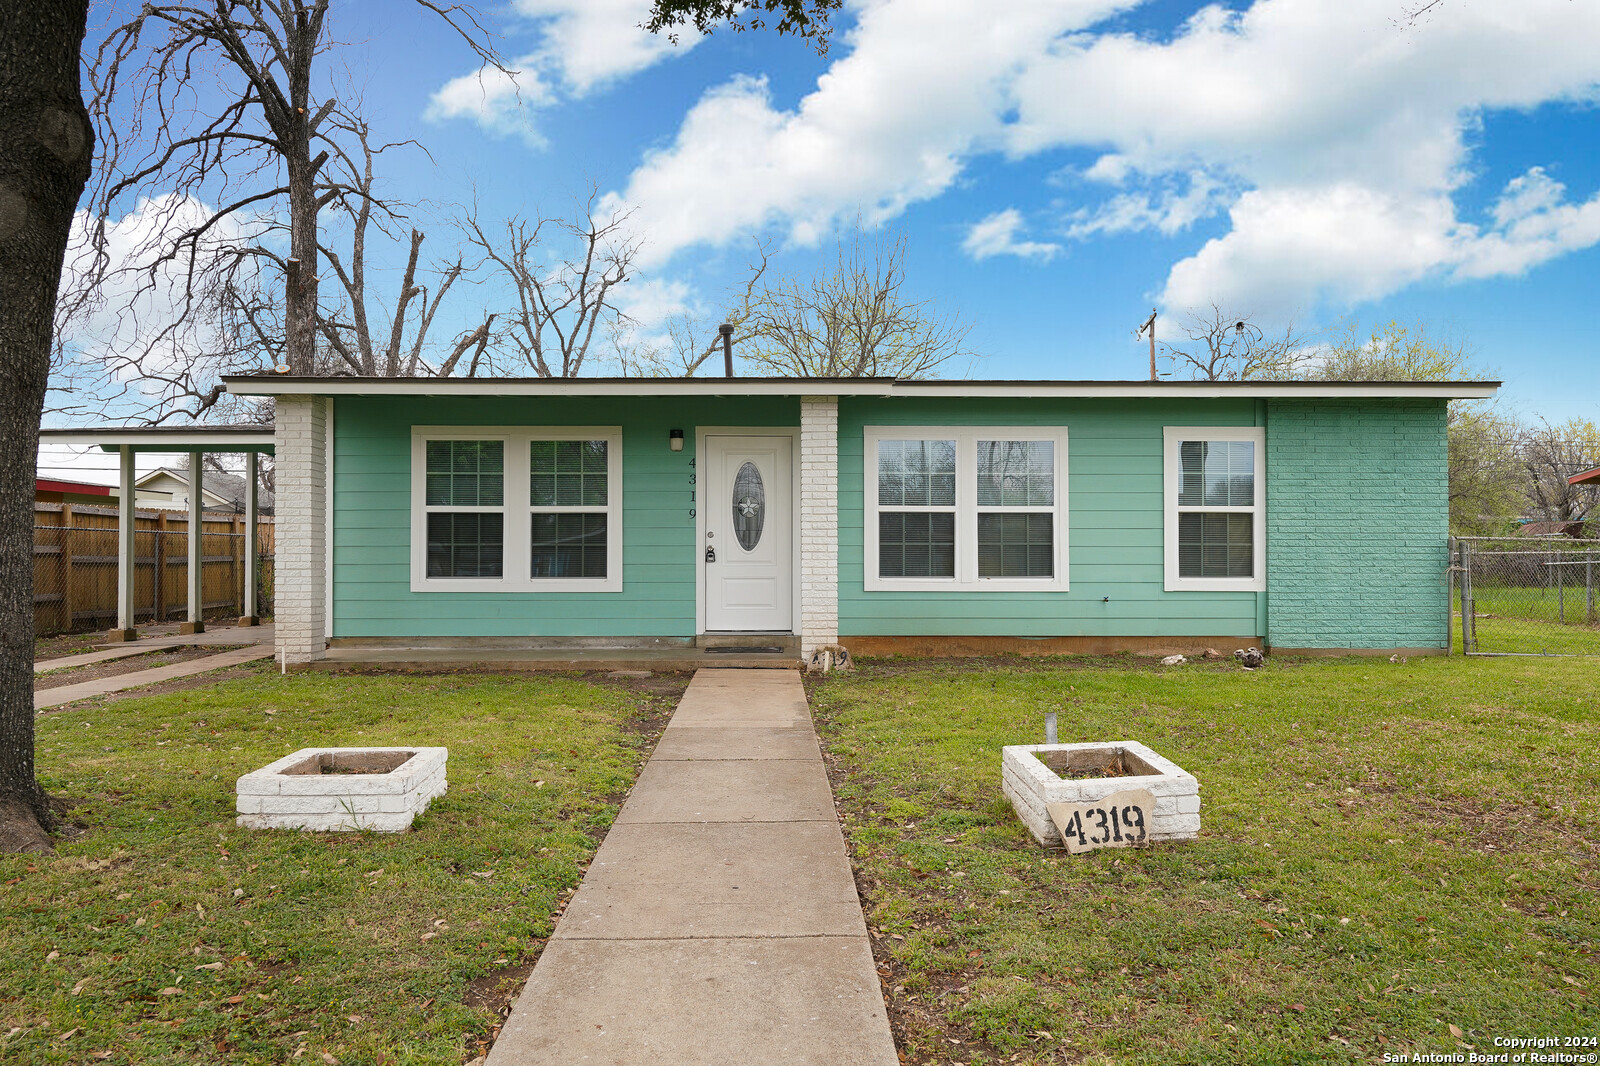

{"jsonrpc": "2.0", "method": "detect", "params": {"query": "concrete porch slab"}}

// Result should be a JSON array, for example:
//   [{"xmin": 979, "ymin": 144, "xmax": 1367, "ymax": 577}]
[
  {"xmin": 555, "ymin": 822, "xmax": 864, "ymax": 940},
  {"xmin": 615, "ymin": 760, "xmax": 837, "ymax": 824},
  {"xmin": 486, "ymin": 937, "xmax": 897, "ymax": 1066}
]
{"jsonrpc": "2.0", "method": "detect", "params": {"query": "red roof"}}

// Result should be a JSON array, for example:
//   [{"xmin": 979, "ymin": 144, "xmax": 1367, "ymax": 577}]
[
  {"xmin": 36, "ymin": 478, "xmax": 112, "ymax": 496},
  {"xmin": 1568, "ymin": 465, "xmax": 1600, "ymax": 486}
]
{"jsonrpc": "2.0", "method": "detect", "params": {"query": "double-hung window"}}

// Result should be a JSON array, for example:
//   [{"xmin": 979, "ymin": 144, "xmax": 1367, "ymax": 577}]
[
  {"xmin": 529, "ymin": 439, "xmax": 610, "ymax": 580},
  {"xmin": 411, "ymin": 427, "xmax": 622, "ymax": 593},
  {"xmin": 1163, "ymin": 427, "xmax": 1265, "ymax": 592},
  {"xmin": 423, "ymin": 440, "xmax": 505, "ymax": 580},
  {"xmin": 865, "ymin": 427, "xmax": 1068, "ymax": 592}
]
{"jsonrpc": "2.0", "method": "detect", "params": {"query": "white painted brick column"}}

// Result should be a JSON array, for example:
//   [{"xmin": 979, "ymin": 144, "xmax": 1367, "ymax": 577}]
[
  {"xmin": 799, "ymin": 396, "xmax": 839, "ymax": 659},
  {"xmin": 274, "ymin": 395, "xmax": 328, "ymax": 665}
]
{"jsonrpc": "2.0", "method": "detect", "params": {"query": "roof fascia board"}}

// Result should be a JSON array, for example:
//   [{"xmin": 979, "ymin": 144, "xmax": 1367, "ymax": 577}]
[
  {"xmin": 221, "ymin": 377, "xmax": 891, "ymax": 397},
  {"xmin": 890, "ymin": 382, "xmax": 1500, "ymax": 399},
  {"xmin": 39, "ymin": 430, "xmax": 276, "ymax": 453},
  {"xmin": 222, "ymin": 376, "xmax": 1499, "ymax": 401}
]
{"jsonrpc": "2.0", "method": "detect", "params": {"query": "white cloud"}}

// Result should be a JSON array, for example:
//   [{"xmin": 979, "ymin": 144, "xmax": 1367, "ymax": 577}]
[
  {"xmin": 520, "ymin": 0, "xmax": 692, "ymax": 94},
  {"xmin": 606, "ymin": 0, "xmax": 1600, "ymax": 314},
  {"xmin": 425, "ymin": 65, "xmax": 552, "ymax": 146},
  {"xmin": 1006, "ymin": 0, "xmax": 1600, "ymax": 312},
  {"xmin": 1066, "ymin": 171, "xmax": 1231, "ymax": 239},
  {"xmin": 612, "ymin": 276, "xmax": 693, "ymax": 329},
  {"xmin": 1455, "ymin": 167, "xmax": 1600, "ymax": 280},
  {"xmin": 612, "ymin": 0, "xmax": 1133, "ymax": 265},
  {"xmin": 54, "ymin": 193, "xmax": 268, "ymax": 417},
  {"xmin": 428, "ymin": 0, "xmax": 697, "ymax": 142},
  {"xmin": 963, "ymin": 209, "xmax": 1061, "ymax": 262}
]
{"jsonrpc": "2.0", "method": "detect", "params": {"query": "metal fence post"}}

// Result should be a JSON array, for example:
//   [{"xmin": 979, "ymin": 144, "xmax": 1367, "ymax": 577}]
[
  {"xmin": 1558, "ymin": 549, "xmax": 1565, "ymax": 625},
  {"xmin": 1587, "ymin": 550, "xmax": 1596, "ymax": 625},
  {"xmin": 1447, "ymin": 535, "xmax": 1456, "ymax": 655}
]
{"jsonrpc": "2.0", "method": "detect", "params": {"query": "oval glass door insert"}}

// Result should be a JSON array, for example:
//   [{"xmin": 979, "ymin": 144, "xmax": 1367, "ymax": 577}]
[{"xmin": 732, "ymin": 461, "xmax": 766, "ymax": 551}]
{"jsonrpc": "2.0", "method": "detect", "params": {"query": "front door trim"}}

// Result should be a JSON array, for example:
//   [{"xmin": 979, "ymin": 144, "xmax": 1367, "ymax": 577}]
[{"xmin": 695, "ymin": 426, "xmax": 800, "ymax": 635}]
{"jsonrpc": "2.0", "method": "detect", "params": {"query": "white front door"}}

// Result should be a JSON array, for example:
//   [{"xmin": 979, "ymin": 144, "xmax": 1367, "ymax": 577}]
[{"xmin": 704, "ymin": 434, "xmax": 793, "ymax": 632}]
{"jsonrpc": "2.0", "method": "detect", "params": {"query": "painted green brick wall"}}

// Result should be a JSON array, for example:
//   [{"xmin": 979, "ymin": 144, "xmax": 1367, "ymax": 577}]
[
  {"xmin": 837, "ymin": 396, "xmax": 1264, "ymax": 638},
  {"xmin": 331, "ymin": 394, "xmax": 797, "ymax": 638},
  {"xmin": 1265, "ymin": 399, "xmax": 1450, "ymax": 650}
]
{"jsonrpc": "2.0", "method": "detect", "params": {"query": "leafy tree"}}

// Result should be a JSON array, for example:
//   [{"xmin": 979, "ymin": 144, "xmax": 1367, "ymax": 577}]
[
  {"xmin": 1448, "ymin": 407, "xmax": 1525, "ymax": 535},
  {"xmin": 645, "ymin": 0, "xmax": 840, "ymax": 51},
  {"xmin": 1520, "ymin": 417, "xmax": 1600, "ymax": 524}
]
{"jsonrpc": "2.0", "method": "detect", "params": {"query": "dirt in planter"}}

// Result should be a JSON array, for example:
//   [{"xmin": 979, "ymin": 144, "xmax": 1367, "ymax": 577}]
[{"xmin": 1042, "ymin": 749, "xmax": 1143, "ymax": 780}]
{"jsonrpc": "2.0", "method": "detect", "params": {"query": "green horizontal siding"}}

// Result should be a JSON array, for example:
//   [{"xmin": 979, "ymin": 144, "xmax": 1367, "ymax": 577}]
[
  {"xmin": 329, "ymin": 391, "xmax": 1451, "ymax": 648},
  {"xmin": 837, "ymin": 396, "xmax": 1262, "ymax": 638},
  {"xmin": 1265, "ymin": 399, "xmax": 1450, "ymax": 650},
  {"xmin": 331, "ymin": 394, "xmax": 797, "ymax": 638}
]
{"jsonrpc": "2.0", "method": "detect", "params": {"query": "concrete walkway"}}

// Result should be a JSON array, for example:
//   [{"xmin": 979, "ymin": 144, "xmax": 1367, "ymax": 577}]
[
  {"xmin": 487, "ymin": 669, "xmax": 898, "ymax": 1066},
  {"xmin": 35, "ymin": 623, "xmax": 275, "ymax": 674},
  {"xmin": 34, "ymin": 644, "xmax": 274, "ymax": 711}
]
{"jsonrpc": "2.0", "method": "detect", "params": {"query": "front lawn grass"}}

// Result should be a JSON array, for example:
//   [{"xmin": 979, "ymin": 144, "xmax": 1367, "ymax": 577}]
[
  {"xmin": 811, "ymin": 655, "xmax": 1598, "ymax": 1065},
  {"xmin": 1, "ymin": 670, "xmax": 679, "ymax": 1065}
]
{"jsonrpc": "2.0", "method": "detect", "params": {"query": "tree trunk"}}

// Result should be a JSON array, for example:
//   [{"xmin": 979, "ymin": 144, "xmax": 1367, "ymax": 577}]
[
  {"xmin": 285, "ymin": 154, "xmax": 320, "ymax": 375},
  {"xmin": 0, "ymin": 0, "xmax": 94, "ymax": 852}
]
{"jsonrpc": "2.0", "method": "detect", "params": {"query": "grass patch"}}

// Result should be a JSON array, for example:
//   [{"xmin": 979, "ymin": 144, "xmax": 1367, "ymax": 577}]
[
  {"xmin": 810, "ymin": 655, "xmax": 1598, "ymax": 1065},
  {"xmin": 1454, "ymin": 593, "xmax": 1600, "ymax": 655},
  {"xmin": 2, "ymin": 669, "xmax": 681, "ymax": 1064}
]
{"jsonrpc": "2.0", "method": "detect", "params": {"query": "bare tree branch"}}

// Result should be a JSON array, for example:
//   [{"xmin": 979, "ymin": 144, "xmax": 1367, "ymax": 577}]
[
  {"xmin": 739, "ymin": 226, "xmax": 973, "ymax": 378},
  {"xmin": 464, "ymin": 191, "xmax": 641, "ymax": 378},
  {"xmin": 63, "ymin": 0, "xmax": 509, "ymax": 420},
  {"xmin": 1159, "ymin": 305, "xmax": 1312, "ymax": 381}
]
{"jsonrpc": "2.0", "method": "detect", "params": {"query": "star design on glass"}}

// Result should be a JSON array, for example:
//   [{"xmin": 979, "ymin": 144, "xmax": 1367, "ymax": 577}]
[{"xmin": 737, "ymin": 497, "xmax": 760, "ymax": 517}]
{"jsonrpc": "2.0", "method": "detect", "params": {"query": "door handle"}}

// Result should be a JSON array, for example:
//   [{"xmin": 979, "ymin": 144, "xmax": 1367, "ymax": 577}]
[{"xmin": 705, "ymin": 546, "xmax": 716, "ymax": 563}]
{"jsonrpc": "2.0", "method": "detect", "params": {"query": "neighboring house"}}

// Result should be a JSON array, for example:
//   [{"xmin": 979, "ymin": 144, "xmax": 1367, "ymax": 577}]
[
  {"xmin": 1516, "ymin": 520, "xmax": 1593, "ymax": 539},
  {"xmin": 220, "ymin": 375, "xmax": 1498, "ymax": 665},
  {"xmin": 1569, "ymin": 465, "xmax": 1600, "ymax": 487},
  {"xmin": 35, "ymin": 477, "xmax": 115, "ymax": 507},
  {"xmin": 134, "ymin": 467, "xmax": 275, "ymax": 514}
]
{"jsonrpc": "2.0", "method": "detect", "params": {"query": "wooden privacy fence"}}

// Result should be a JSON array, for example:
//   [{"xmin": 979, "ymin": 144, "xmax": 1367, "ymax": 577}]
[{"xmin": 33, "ymin": 503, "xmax": 276, "ymax": 636}]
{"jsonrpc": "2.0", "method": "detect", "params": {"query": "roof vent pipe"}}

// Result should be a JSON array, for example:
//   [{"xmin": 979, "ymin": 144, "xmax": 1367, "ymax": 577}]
[{"xmin": 719, "ymin": 323, "xmax": 734, "ymax": 377}]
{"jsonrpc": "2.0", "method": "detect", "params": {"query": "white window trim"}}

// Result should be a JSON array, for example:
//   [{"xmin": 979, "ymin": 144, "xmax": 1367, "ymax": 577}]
[
  {"xmin": 864, "ymin": 425, "xmax": 1069, "ymax": 593},
  {"xmin": 1163, "ymin": 426, "xmax": 1266, "ymax": 593},
  {"xmin": 410, "ymin": 425, "xmax": 623, "ymax": 593}
]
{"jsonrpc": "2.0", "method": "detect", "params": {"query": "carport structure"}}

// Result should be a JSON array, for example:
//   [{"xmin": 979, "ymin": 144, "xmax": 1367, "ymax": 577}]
[
  {"xmin": 1569, "ymin": 465, "xmax": 1600, "ymax": 487},
  {"xmin": 38, "ymin": 425, "xmax": 275, "ymax": 640}
]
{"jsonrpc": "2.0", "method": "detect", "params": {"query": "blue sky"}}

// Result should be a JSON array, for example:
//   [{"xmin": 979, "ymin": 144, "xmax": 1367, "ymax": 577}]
[{"xmin": 44, "ymin": 0, "xmax": 1600, "ymax": 480}]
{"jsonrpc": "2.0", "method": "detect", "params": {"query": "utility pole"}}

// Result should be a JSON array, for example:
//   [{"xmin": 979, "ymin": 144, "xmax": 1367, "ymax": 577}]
[{"xmin": 1136, "ymin": 309, "xmax": 1158, "ymax": 382}]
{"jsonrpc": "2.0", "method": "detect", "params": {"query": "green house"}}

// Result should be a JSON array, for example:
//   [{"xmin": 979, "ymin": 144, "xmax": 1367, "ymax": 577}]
[{"xmin": 222, "ymin": 376, "xmax": 1497, "ymax": 667}]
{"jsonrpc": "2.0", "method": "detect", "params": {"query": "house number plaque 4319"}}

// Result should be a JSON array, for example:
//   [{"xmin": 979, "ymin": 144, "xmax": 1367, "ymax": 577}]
[{"xmin": 1046, "ymin": 788, "xmax": 1156, "ymax": 854}]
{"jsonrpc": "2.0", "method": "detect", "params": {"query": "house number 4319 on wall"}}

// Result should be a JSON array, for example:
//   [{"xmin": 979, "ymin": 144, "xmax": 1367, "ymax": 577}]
[{"xmin": 1046, "ymin": 788, "xmax": 1156, "ymax": 854}]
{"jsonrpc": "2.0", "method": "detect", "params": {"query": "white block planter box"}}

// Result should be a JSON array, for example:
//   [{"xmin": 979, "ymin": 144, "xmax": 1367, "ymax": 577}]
[
  {"xmin": 1002, "ymin": 741, "xmax": 1200, "ymax": 848},
  {"xmin": 237, "ymin": 747, "xmax": 448, "ymax": 832}
]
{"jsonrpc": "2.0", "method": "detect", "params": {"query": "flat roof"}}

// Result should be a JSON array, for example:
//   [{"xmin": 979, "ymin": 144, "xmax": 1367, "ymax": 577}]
[
  {"xmin": 221, "ymin": 375, "xmax": 1500, "ymax": 400},
  {"xmin": 39, "ymin": 425, "xmax": 276, "ymax": 453}
]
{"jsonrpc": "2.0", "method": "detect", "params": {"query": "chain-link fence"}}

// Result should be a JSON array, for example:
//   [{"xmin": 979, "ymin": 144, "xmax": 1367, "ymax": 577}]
[
  {"xmin": 1456, "ymin": 537, "xmax": 1600, "ymax": 655},
  {"xmin": 34, "ymin": 505, "xmax": 275, "ymax": 636}
]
